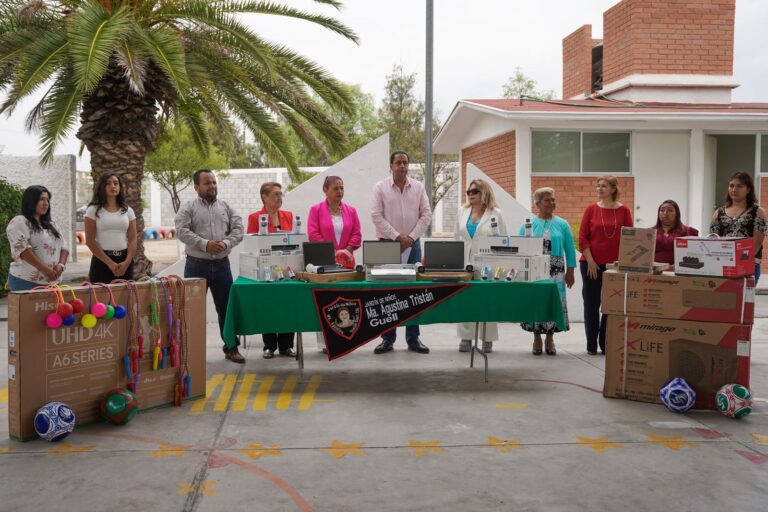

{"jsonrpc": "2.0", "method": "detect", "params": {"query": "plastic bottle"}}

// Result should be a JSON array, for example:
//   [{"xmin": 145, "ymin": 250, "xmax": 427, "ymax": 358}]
[
  {"xmin": 524, "ymin": 217, "xmax": 532, "ymax": 237},
  {"xmin": 543, "ymin": 227, "xmax": 552, "ymax": 255},
  {"xmin": 294, "ymin": 215, "xmax": 302, "ymax": 234},
  {"xmin": 259, "ymin": 214, "xmax": 268, "ymax": 235},
  {"xmin": 490, "ymin": 216, "xmax": 500, "ymax": 236},
  {"xmin": 481, "ymin": 266, "xmax": 490, "ymax": 280}
]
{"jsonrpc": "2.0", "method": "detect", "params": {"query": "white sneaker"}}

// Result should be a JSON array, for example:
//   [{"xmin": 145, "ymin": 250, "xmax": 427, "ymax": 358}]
[
  {"xmin": 482, "ymin": 341, "xmax": 493, "ymax": 353},
  {"xmin": 459, "ymin": 339, "xmax": 471, "ymax": 352}
]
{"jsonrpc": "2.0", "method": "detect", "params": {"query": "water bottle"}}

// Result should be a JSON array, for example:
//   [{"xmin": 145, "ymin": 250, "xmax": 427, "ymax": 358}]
[
  {"xmin": 543, "ymin": 227, "xmax": 552, "ymax": 255},
  {"xmin": 490, "ymin": 216, "xmax": 500, "ymax": 236},
  {"xmin": 259, "ymin": 214, "xmax": 268, "ymax": 235},
  {"xmin": 294, "ymin": 215, "xmax": 302, "ymax": 234},
  {"xmin": 524, "ymin": 217, "xmax": 532, "ymax": 237}
]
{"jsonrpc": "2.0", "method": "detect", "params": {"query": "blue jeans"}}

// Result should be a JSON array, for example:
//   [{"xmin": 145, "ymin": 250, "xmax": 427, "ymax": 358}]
[
  {"xmin": 381, "ymin": 239, "xmax": 422, "ymax": 346},
  {"xmin": 184, "ymin": 257, "xmax": 238, "ymax": 353},
  {"xmin": 7, "ymin": 274, "xmax": 43, "ymax": 292}
]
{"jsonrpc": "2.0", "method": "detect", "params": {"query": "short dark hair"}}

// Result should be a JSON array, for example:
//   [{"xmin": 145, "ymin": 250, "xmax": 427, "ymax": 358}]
[
  {"xmin": 260, "ymin": 181, "xmax": 282, "ymax": 200},
  {"xmin": 193, "ymin": 169, "xmax": 214, "ymax": 185},
  {"xmin": 724, "ymin": 171, "xmax": 756, "ymax": 208},
  {"xmin": 390, "ymin": 150, "xmax": 409, "ymax": 165}
]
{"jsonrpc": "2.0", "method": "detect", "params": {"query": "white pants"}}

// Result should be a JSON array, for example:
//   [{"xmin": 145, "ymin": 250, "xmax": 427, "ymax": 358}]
[{"xmin": 457, "ymin": 322, "xmax": 498, "ymax": 342}]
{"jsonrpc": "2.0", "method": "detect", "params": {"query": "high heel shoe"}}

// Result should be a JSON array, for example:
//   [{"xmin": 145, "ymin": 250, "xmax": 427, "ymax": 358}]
[
  {"xmin": 545, "ymin": 340, "xmax": 557, "ymax": 356},
  {"xmin": 532, "ymin": 340, "xmax": 543, "ymax": 355}
]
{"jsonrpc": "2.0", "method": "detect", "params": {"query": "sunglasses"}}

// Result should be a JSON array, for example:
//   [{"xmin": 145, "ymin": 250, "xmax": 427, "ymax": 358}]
[{"xmin": 466, "ymin": 189, "xmax": 480, "ymax": 196}]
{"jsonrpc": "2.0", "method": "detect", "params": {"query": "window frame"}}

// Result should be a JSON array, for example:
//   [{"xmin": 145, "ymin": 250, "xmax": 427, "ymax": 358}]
[{"xmin": 531, "ymin": 129, "xmax": 632, "ymax": 175}]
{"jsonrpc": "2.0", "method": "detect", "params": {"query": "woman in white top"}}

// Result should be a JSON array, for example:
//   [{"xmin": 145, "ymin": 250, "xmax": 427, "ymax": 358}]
[
  {"xmin": 455, "ymin": 179, "xmax": 507, "ymax": 353},
  {"xmin": 85, "ymin": 173, "xmax": 137, "ymax": 282},
  {"xmin": 6, "ymin": 186, "xmax": 70, "ymax": 291}
]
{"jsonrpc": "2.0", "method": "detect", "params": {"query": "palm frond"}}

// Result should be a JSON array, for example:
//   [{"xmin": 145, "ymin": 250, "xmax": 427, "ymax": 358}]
[
  {"xmin": 114, "ymin": 37, "xmax": 149, "ymax": 95},
  {"xmin": 173, "ymin": 101, "xmax": 211, "ymax": 156},
  {"xmin": 38, "ymin": 67, "xmax": 83, "ymax": 165},
  {"xmin": 12, "ymin": 30, "xmax": 68, "ymax": 100},
  {"xmin": 24, "ymin": 82, "xmax": 53, "ymax": 132},
  {"xmin": 68, "ymin": 4, "xmax": 132, "ymax": 93},
  {"xmin": 133, "ymin": 25, "xmax": 190, "ymax": 100}
]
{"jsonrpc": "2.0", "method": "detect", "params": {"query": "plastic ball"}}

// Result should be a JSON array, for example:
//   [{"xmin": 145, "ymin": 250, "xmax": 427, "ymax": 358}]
[
  {"xmin": 62, "ymin": 314, "xmax": 77, "ymax": 326},
  {"xmin": 100, "ymin": 388, "xmax": 139, "ymax": 425},
  {"xmin": 91, "ymin": 302, "xmax": 107, "ymax": 318},
  {"xmin": 56, "ymin": 302, "xmax": 73, "ymax": 318},
  {"xmin": 113, "ymin": 305, "xmax": 127, "ymax": 319},
  {"xmin": 70, "ymin": 298, "xmax": 86, "ymax": 314},
  {"xmin": 34, "ymin": 401, "xmax": 75, "ymax": 442},
  {"xmin": 45, "ymin": 313, "xmax": 63, "ymax": 329},
  {"xmin": 81, "ymin": 313, "xmax": 97, "ymax": 329},
  {"xmin": 716, "ymin": 384, "xmax": 753, "ymax": 419},
  {"xmin": 660, "ymin": 378, "xmax": 696, "ymax": 413},
  {"xmin": 103, "ymin": 304, "xmax": 115, "ymax": 320}
]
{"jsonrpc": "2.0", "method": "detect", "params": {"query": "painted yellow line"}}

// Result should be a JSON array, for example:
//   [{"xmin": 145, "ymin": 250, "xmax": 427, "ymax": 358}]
[
  {"xmin": 253, "ymin": 375, "xmax": 275, "ymax": 411},
  {"xmin": 276, "ymin": 375, "xmax": 298, "ymax": 410},
  {"xmin": 297, "ymin": 375, "xmax": 323, "ymax": 411},
  {"xmin": 213, "ymin": 374, "xmax": 238, "ymax": 412},
  {"xmin": 495, "ymin": 403, "xmax": 528, "ymax": 410},
  {"xmin": 232, "ymin": 374, "xmax": 256, "ymax": 412},
  {"xmin": 0, "ymin": 387, "xmax": 7, "ymax": 405},
  {"xmin": 190, "ymin": 374, "xmax": 224, "ymax": 414}
]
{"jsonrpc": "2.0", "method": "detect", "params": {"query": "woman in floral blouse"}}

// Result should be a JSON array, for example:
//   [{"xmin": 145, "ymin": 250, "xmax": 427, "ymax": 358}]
[{"xmin": 6, "ymin": 185, "xmax": 70, "ymax": 291}]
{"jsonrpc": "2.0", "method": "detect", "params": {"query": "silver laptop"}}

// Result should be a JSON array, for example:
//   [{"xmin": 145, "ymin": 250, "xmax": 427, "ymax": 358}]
[{"xmin": 362, "ymin": 240, "xmax": 401, "ymax": 266}]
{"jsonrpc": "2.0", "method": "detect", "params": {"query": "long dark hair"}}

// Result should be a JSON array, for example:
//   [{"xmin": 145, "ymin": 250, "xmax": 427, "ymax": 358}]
[
  {"xmin": 21, "ymin": 185, "xmax": 60, "ymax": 238},
  {"xmin": 724, "ymin": 171, "xmax": 756, "ymax": 208},
  {"xmin": 89, "ymin": 172, "xmax": 128, "ymax": 217},
  {"xmin": 654, "ymin": 199, "xmax": 683, "ymax": 234}
]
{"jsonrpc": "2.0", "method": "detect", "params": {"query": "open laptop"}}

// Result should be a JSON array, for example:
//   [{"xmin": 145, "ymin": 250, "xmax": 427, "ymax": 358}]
[
  {"xmin": 302, "ymin": 242, "xmax": 349, "ymax": 273},
  {"xmin": 422, "ymin": 241, "xmax": 466, "ymax": 272},
  {"xmin": 362, "ymin": 240, "xmax": 401, "ymax": 266}
]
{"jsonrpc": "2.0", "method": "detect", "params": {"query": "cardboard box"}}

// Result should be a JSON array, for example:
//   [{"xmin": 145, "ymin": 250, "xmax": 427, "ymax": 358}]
[
  {"xmin": 603, "ymin": 315, "xmax": 751, "ymax": 409},
  {"xmin": 618, "ymin": 227, "xmax": 656, "ymax": 273},
  {"xmin": 7, "ymin": 279, "xmax": 207, "ymax": 441},
  {"xmin": 674, "ymin": 237, "xmax": 754, "ymax": 278},
  {"xmin": 601, "ymin": 270, "xmax": 755, "ymax": 324},
  {"xmin": 242, "ymin": 233, "xmax": 308, "ymax": 255},
  {"xmin": 239, "ymin": 252, "xmax": 304, "ymax": 281},
  {"xmin": 471, "ymin": 255, "xmax": 550, "ymax": 282},
  {"xmin": 506, "ymin": 236, "xmax": 545, "ymax": 257}
]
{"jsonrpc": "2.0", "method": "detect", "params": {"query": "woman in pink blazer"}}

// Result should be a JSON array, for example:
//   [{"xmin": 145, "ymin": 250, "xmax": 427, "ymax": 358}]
[{"xmin": 307, "ymin": 175, "xmax": 362, "ymax": 268}]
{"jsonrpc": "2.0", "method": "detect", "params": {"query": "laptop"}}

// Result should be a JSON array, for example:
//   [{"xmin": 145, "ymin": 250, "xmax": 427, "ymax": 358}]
[
  {"xmin": 362, "ymin": 240, "xmax": 401, "ymax": 266},
  {"xmin": 302, "ymin": 242, "xmax": 348, "ymax": 273},
  {"xmin": 422, "ymin": 241, "xmax": 466, "ymax": 272}
]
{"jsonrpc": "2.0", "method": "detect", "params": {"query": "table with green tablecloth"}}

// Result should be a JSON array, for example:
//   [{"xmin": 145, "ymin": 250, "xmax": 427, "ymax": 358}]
[{"xmin": 223, "ymin": 278, "xmax": 565, "ymax": 379}]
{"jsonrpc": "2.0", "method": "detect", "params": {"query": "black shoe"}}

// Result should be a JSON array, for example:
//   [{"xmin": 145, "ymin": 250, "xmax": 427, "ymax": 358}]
[
  {"xmin": 407, "ymin": 338, "xmax": 430, "ymax": 354},
  {"xmin": 587, "ymin": 350, "xmax": 598, "ymax": 356},
  {"xmin": 279, "ymin": 348, "xmax": 297, "ymax": 358},
  {"xmin": 600, "ymin": 349, "xmax": 606, "ymax": 355},
  {"xmin": 374, "ymin": 341, "xmax": 394, "ymax": 354},
  {"xmin": 263, "ymin": 349, "xmax": 275, "ymax": 359}
]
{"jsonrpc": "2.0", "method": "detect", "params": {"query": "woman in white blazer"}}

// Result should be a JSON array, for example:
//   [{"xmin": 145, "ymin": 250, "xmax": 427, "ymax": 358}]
[{"xmin": 455, "ymin": 178, "xmax": 507, "ymax": 353}]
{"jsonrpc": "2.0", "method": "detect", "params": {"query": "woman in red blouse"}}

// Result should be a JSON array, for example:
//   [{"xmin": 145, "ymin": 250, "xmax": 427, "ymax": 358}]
[
  {"xmin": 654, "ymin": 200, "xmax": 698, "ymax": 265},
  {"xmin": 579, "ymin": 175, "xmax": 633, "ymax": 355}
]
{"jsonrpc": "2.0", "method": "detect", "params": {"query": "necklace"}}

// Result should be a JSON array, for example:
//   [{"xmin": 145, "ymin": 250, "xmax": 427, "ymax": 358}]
[{"xmin": 599, "ymin": 205, "xmax": 618, "ymax": 239}]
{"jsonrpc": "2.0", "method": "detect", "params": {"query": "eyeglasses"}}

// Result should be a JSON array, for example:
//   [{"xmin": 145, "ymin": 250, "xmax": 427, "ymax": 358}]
[
  {"xmin": 466, "ymin": 189, "xmax": 480, "ymax": 196},
  {"xmin": 269, "ymin": 192, "xmax": 284, "ymax": 198}
]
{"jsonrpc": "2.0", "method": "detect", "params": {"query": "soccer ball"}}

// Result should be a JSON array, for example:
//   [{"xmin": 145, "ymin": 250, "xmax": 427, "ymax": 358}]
[
  {"xmin": 34, "ymin": 401, "xmax": 76, "ymax": 442},
  {"xmin": 660, "ymin": 378, "xmax": 696, "ymax": 413},
  {"xmin": 715, "ymin": 384, "xmax": 753, "ymax": 419},
  {"xmin": 100, "ymin": 388, "xmax": 139, "ymax": 425}
]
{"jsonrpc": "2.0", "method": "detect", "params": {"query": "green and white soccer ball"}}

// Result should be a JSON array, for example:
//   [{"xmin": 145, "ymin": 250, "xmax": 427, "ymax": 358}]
[{"xmin": 715, "ymin": 384, "xmax": 753, "ymax": 419}]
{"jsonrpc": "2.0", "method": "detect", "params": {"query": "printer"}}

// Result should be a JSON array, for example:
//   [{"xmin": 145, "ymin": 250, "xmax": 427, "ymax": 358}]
[
  {"xmin": 240, "ymin": 231, "xmax": 308, "ymax": 282},
  {"xmin": 471, "ymin": 235, "xmax": 550, "ymax": 282}
]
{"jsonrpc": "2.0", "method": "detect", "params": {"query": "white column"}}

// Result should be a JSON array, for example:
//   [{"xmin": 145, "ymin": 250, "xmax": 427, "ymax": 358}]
[
  {"xmin": 515, "ymin": 127, "xmax": 532, "ymax": 210},
  {"xmin": 688, "ymin": 128, "xmax": 705, "ymax": 232}
]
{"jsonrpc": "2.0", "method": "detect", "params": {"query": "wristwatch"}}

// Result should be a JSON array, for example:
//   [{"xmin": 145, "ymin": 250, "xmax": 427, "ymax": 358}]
[{"xmin": 55, "ymin": 263, "xmax": 65, "ymax": 270}]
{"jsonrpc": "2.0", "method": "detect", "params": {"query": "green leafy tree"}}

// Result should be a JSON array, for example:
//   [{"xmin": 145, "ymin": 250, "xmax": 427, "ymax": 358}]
[
  {"xmin": 0, "ymin": 0, "xmax": 357, "ymax": 275},
  {"xmin": 0, "ymin": 177, "xmax": 23, "ymax": 295},
  {"xmin": 145, "ymin": 122, "xmax": 228, "ymax": 213},
  {"xmin": 501, "ymin": 67, "xmax": 555, "ymax": 100}
]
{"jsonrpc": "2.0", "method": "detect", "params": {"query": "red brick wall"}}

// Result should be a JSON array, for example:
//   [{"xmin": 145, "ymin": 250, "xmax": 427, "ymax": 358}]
[
  {"xmin": 530, "ymin": 176, "xmax": 635, "ymax": 228},
  {"xmin": 562, "ymin": 25, "xmax": 595, "ymax": 99},
  {"xmin": 602, "ymin": 0, "xmax": 735, "ymax": 84},
  {"xmin": 461, "ymin": 131, "xmax": 516, "ymax": 198}
]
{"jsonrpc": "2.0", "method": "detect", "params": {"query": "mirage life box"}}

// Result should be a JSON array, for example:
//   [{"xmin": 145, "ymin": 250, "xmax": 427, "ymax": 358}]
[
  {"xmin": 7, "ymin": 279, "xmax": 207, "ymax": 441},
  {"xmin": 674, "ymin": 237, "xmax": 754, "ymax": 278},
  {"xmin": 601, "ymin": 270, "xmax": 755, "ymax": 325},
  {"xmin": 603, "ymin": 315, "xmax": 751, "ymax": 409},
  {"xmin": 617, "ymin": 227, "xmax": 656, "ymax": 273}
]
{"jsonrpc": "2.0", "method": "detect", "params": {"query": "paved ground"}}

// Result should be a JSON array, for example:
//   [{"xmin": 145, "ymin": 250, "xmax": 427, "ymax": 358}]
[{"xmin": 0, "ymin": 246, "xmax": 766, "ymax": 511}]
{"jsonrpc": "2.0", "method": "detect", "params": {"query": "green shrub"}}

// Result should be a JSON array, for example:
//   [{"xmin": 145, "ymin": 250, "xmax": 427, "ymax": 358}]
[{"xmin": 0, "ymin": 178, "xmax": 24, "ymax": 296}]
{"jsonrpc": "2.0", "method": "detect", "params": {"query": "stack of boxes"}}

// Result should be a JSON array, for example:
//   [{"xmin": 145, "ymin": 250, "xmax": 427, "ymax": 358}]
[
  {"xmin": 602, "ymin": 228, "xmax": 754, "ymax": 409},
  {"xmin": 471, "ymin": 235, "xmax": 550, "ymax": 282}
]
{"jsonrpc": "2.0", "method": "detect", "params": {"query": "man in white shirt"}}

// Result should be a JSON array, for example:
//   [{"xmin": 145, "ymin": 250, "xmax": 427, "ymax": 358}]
[{"xmin": 370, "ymin": 151, "xmax": 433, "ymax": 354}]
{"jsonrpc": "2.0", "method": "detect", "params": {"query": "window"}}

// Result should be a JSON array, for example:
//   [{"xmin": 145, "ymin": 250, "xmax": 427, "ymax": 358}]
[
  {"xmin": 761, "ymin": 134, "xmax": 768, "ymax": 173},
  {"xmin": 532, "ymin": 131, "xmax": 630, "ymax": 174}
]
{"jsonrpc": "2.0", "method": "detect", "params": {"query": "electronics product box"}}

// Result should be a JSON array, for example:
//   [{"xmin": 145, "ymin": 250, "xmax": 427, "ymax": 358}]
[
  {"xmin": 471, "ymin": 255, "xmax": 550, "ymax": 282},
  {"xmin": 7, "ymin": 279, "xmax": 207, "ymax": 441},
  {"xmin": 603, "ymin": 315, "xmax": 751, "ymax": 409},
  {"xmin": 506, "ymin": 236, "xmax": 545, "ymax": 257},
  {"xmin": 617, "ymin": 227, "xmax": 656, "ymax": 273},
  {"xmin": 601, "ymin": 270, "xmax": 755, "ymax": 325},
  {"xmin": 674, "ymin": 236, "xmax": 754, "ymax": 278},
  {"xmin": 242, "ymin": 232, "xmax": 308, "ymax": 255},
  {"xmin": 239, "ymin": 252, "xmax": 304, "ymax": 281}
]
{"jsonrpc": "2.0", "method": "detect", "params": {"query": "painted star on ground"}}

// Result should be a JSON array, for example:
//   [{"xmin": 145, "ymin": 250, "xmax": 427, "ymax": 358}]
[
  {"xmin": 177, "ymin": 480, "xmax": 218, "ymax": 496},
  {"xmin": 488, "ymin": 436, "xmax": 521, "ymax": 453},
  {"xmin": 576, "ymin": 436, "xmax": 624, "ymax": 453},
  {"xmin": 45, "ymin": 442, "xmax": 97, "ymax": 457},
  {"xmin": 407, "ymin": 440, "xmax": 445, "ymax": 457},
  {"xmin": 238, "ymin": 443, "xmax": 284, "ymax": 460},
  {"xmin": 319, "ymin": 440, "xmax": 365, "ymax": 459},
  {"xmin": 152, "ymin": 444, "xmax": 191, "ymax": 459},
  {"xmin": 645, "ymin": 434, "xmax": 698, "ymax": 451}
]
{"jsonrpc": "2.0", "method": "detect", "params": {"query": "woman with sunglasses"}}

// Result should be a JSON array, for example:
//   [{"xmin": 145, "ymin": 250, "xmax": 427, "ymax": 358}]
[{"xmin": 455, "ymin": 179, "xmax": 506, "ymax": 353}]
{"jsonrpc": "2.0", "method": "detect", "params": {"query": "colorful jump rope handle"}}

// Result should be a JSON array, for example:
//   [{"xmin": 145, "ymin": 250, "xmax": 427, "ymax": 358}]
[
  {"xmin": 152, "ymin": 345, "xmax": 161, "ymax": 370},
  {"xmin": 130, "ymin": 372, "xmax": 140, "ymax": 395},
  {"xmin": 123, "ymin": 355, "xmax": 132, "ymax": 380},
  {"xmin": 138, "ymin": 335, "xmax": 144, "ymax": 358},
  {"xmin": 130, "ymin": 351, "xmax": 138, "ymax": 374},
  {"xmin": 150, "ymin": 302, "xmax": 159, "ymax": 326},
  {"xmin": 184, "ymin": 375, "xmax": 191, "ymax": 398},
  {"xmin": 160, "ymin": 347, "xmax": 167, "ymax": 369},
  {"xmin": 175, "ymin": 319, "xmax": 181, "ymax": 342},
  {"xmin": 170, "ymin": 344, "xmax": 179, "ymax": 367}
]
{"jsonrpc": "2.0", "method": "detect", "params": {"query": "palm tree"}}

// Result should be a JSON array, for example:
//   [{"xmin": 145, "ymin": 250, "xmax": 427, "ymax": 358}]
[{"xmin": 0, "ymin": 0, "xmax": 358, "ymax": 275}]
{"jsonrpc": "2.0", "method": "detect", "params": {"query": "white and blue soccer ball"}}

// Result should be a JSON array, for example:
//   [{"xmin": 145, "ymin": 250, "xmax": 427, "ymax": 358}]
[
  {"xmin": 660, "ymin": 378, "xmax": 696, "ymax": 413},
  {"xmin": 34, "ymin": 401, "xmax": 76, "ymax": 442}
]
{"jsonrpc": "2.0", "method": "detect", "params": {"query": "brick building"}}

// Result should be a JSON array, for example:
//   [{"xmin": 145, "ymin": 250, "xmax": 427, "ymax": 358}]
[{"xmin": 434, "ymin": 0, "xmax": 768, "ymax": 248}]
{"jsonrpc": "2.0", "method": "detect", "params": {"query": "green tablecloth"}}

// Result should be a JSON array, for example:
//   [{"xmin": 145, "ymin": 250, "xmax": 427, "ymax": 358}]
[{"xmin": 223, "ymin": 278, "xmax": 565, "ymax": 349}]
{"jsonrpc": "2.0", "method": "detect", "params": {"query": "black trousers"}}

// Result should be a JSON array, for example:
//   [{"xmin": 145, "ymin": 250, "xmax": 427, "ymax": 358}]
[
  {"xmin": 580, "ymin": 260, "xmax": 607, "ymax": 353},
  {"xmin": 88, "ymin": 250, "xmax": 134, "ymax": 283},
  {"xmin": 262, "ymin": 333, "xmax": 295, "ymax": 352},
  {"xmin": 184, "ymin": 257, "xmax": 238, "ymax": 353}
]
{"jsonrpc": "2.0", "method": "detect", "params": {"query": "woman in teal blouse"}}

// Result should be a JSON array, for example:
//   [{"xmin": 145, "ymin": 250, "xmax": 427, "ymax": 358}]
[{"xmin": 519, "ymin": 187, "xmax": 576, "ymax": 356}]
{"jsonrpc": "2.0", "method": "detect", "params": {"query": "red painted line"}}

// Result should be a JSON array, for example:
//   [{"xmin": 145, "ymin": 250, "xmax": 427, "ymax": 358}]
[{"xmin": 510, "ymin": 379, "xmax": 603, "ymax": 394}]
